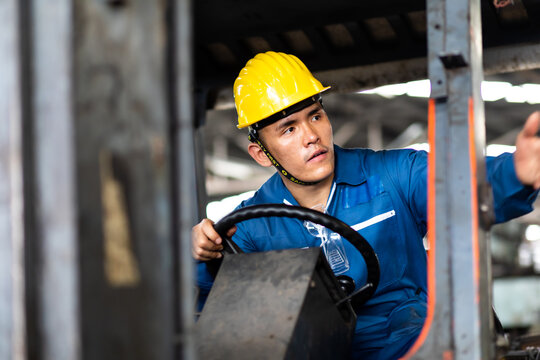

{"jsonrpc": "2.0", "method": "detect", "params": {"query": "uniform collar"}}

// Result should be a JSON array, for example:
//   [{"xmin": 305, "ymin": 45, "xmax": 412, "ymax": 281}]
[
  {"xmin": 333, "ymin": 145, "xmax": 367, "ymax": 186},
  {"xmin": 258, "ymin": 145, "xmax": 367, "ymax": 205}
]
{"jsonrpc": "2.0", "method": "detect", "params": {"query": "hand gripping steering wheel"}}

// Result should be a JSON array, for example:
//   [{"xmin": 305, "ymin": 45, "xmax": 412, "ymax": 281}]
[{"xmin": 208, "ymin": 204, "xmax": 380, "ymax": 308}]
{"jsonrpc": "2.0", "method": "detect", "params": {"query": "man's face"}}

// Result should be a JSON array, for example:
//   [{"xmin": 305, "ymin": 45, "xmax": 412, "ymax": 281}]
[{"xmin": 258, "ymin": 102, "xmax": 335, "ymax": 183}]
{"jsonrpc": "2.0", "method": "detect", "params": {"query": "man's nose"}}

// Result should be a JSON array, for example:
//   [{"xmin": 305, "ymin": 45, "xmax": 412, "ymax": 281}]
[{"xmin": 303, "ymin": 123, "xmax": 319, "ymax": 146}]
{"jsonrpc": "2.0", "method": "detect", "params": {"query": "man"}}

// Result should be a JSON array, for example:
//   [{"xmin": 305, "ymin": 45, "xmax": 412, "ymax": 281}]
[{"xmin": 192, "ymin": 51, "xmax": 540, "ymax": 359}]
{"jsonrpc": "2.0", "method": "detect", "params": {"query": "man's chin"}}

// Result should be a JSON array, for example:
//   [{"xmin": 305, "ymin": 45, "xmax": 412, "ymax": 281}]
[{"xmin": 304, "ymin": 169, "xmax": 334, "ymax": 185}]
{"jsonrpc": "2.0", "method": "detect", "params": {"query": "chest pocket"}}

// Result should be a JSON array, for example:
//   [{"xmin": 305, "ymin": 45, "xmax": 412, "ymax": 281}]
[
  {"xmin": 337, "ymin": 180, "xmax": 405, "ymax": 292},
  {"xmin": 247, "ymin": 217, "xmax": 318, "ymax": 252}
]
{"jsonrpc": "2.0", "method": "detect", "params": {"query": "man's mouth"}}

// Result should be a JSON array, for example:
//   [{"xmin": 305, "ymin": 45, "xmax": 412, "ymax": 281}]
[{"xmin": 307, "ymin": 148, "xmax": 328, "ymax": 162}]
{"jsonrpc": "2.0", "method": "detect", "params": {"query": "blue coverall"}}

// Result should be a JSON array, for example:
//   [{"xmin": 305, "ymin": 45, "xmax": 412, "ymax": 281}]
[{"xmin": 197, "ymin": 145, "xmax": 538, "ymax": 359}]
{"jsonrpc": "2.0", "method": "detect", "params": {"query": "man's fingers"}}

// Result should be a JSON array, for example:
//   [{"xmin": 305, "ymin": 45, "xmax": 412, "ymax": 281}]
[
  {"xmin": 521, "ymin": 111, "xmax": 540, "ymax": 138},
  {"xmin": 200, "ymin": 218, "xmax": 223, "ymax": 245},
  {"xmin": 192, "ymin": 234, "xmax": 223, "ymax": 260},
  {"xmin": 191, "ymin": 219, "xmax": 239, "ymax": 261},
  {"xmin": 534, "ymin": 178, "xmax": 540, "ymax": 190},
  {"xmin": 226, "ymin": 225, "xmax": 237, "ymax": 238},
  {"xmin": 192, "ymin": 247, "xmax": 222, "ymax": 261},
  {"xmin": 192, "ymin": 218, "xmax": 226, "ymax": 261},
  {"xmin": 196, "ymin": 237, "xmax": 223, "ymax": 251}
]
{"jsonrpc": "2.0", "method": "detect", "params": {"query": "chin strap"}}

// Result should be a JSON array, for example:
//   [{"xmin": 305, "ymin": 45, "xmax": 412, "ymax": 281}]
[{"xmin": 248, "ymin": 129, "xmax": 320, "ymax": 186}]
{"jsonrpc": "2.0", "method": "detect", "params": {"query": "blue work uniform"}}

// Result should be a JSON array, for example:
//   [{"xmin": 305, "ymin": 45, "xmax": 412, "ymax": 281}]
[{"xmin": 197, "ymin": 145, "xmax": 538, "ymax": 359}]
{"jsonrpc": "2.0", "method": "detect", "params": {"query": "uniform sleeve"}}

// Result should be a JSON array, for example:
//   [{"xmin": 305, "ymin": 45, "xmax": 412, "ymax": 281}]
[
  {"xmin": 487, "ymin": 152, "xmax": 539, "ymax": 223},
  {"xmin": 382, "ymin": 149, "xmax": 429, "ymax": 236},
  {"xmin": 196, "ymin": 260, "xmax": 215, "ymax": 311},
  {"xmin": 403, "ymin": 150, "xmax": 429, "ymax": 233},
  {"xmin": 386, "ymin": 150, "xmax": 538, "ymax": 232}
]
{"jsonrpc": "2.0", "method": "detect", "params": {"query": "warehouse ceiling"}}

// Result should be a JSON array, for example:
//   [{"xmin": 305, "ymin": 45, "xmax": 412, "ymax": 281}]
[{"xmin": 194, "ymin": 0, "xmax": 540, "ymax": 92}]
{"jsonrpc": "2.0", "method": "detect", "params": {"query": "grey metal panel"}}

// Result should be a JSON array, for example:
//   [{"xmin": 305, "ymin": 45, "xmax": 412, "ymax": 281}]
[
  {"xmin": 174, "ymin": 0, "xmax": 197, "ymax": 358},
  {"xmin": 31, "ymin": 1, "xmax": 80, "ymax": 359},
  {"xmin": 484, "ymin": 43, "xmax": 540, "ymax": 75},
  {"xmin": 73, "ymin": 1, "xmax": 174, "ymax": 359},
  {"xmin": 196, "ymin": 248, "xmax": 355, "ymax": 360},
  {"xmin": 316, "ymin": 57, "xmax": 429, "ymax": 93},
  {"xmin": 0, "ymin": 0, "xmax": 26, "ymax": 359}
]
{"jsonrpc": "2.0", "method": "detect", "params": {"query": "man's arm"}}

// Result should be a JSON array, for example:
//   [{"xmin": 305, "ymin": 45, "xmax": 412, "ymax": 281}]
[
  {"xmin": 486, "ymin": 111, "xmax": 540, "ymax": 223},
  {"xmin": 487, "ymin": 152, "xmax": 538, "ymax": 223},
  {"xmin": 192, "ymin": 219, "xmax": 236, "ymax": 310},
  {"xmin": 392, "ymin": 112, "xmax": 540, "ymax": 229},
  {"xmin": 514, "ymin": 111, "xmax": 540, "ymax": 189}
]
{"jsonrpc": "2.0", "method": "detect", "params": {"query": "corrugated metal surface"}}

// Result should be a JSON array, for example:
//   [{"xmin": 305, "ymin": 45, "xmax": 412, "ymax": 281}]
[{"xmin": 194, "ymin": 0, "xmax": 540, "ymax": 90}]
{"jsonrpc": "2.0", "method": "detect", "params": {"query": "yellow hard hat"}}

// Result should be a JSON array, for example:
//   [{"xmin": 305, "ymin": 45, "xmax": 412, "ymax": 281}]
[{"xmin": 234, "ymin": 51, "xmax": 330, "ymax": 129}]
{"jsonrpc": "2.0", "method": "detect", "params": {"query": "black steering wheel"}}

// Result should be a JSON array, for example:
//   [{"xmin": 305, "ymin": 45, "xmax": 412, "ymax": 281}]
[{"xmin": 207, "ymin": 204, "xmax": 380, "ymax": 308}]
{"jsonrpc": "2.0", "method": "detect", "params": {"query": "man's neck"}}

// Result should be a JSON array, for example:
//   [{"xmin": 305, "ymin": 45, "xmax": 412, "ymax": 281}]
[{"xmin": 282, "ymin": 173, "xmax": 335, "ymax": 211}]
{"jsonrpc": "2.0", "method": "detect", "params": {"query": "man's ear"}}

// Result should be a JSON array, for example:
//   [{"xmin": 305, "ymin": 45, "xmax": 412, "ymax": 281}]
[{"xmin": 248, "ymin": 143, "xmax": 273, "ymax": 167}]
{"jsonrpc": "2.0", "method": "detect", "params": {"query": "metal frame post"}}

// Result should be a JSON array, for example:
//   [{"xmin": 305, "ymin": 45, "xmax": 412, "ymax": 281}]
[
  {"xmin": 408, "ymin": 0, "xmax": 493, "ymax": 358},
  {"xmin": 0, "ymin": 0, "xmax": 26, "ymax": 359},
  {"xmin": 1, "ymin": 1, "xmax": 81, "ymax": 359},
  {"xmin": 31, "ymin": 1, "xmax": 81, "ymax": 359},
  {"xmin": 174, "ymin": 0, "xmax": 197, "ymax": 358}
]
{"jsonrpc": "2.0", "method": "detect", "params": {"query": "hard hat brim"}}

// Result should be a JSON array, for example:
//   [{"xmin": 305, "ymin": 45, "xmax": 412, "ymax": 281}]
[{"xmin": 237, "ymin": 86, "xmax": 331, "ymax": 129}]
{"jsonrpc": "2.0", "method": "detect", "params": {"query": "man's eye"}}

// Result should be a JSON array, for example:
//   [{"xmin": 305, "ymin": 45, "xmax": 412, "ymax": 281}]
[
  {"xmin": 284, "ymin": 127, "xmax": 294, "ymax": 134},
  {"xmin": 312, "ymin": 115, "xmax": 321, "ymax": 121}
]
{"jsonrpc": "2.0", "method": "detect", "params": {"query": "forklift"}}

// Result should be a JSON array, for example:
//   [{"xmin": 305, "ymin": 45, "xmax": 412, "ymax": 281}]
[{"xmin": 2, "ymin": 0, "xmax": 540, "ymax": 359}]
